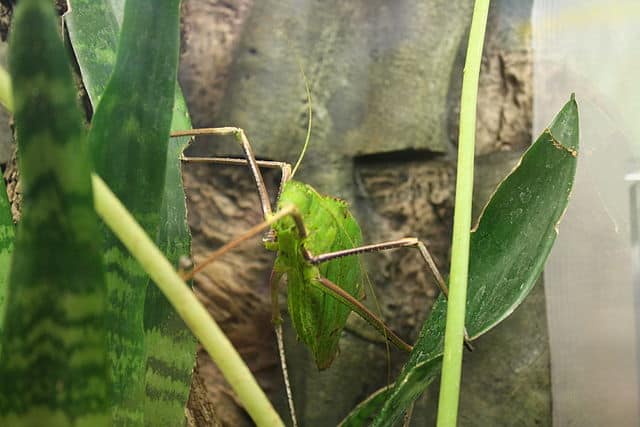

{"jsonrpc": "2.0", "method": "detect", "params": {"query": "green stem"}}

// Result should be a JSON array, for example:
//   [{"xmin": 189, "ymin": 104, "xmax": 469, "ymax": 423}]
[
  {"xmin": 0, "ymin": 65, "xmax": 13, "ymax": 112},
  {"xmin": 436, "ymin": 1, "xmax": 490, "ymax": 426},
  {"xmin": 91, "ymin": 174, "xmax": 285, "ymax": 427}
]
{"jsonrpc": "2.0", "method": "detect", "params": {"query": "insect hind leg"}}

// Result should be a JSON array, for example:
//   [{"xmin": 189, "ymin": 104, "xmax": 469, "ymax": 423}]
[{"xmin": 306, "ymin": 237, "xmax": 475, "ymax": 350}]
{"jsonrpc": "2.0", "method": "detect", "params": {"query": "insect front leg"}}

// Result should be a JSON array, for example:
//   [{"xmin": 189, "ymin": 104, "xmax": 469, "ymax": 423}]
[
  {"xmin": 173, "ymin": 127, "xmax": 293, "ymax": 218},
  {"xmin": 174, "ymin": 130, "xmax": 300, "ymax": 422},
  {"xmin": 176, "ymin": 127, "xmax": 292, "ymax": 260},
  {"xmin": 175, "ymin": 206, "xmax": 301, "ymax": 426},
  {"xmin": 182, "ymin": 156, "xmax": 292, "ymax": 214},
  {"xmin": 179, "ymin": 205, "xmax": 299, "ymax": 281}
]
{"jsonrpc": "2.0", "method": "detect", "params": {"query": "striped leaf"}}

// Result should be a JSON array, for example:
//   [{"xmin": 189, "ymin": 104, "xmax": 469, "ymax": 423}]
[
  {"xmin": 0, "ymin": 0, "xmax": 109, "ymax": 425},
  {"xmin": 85, "ymin": 0, "xmax": 182, "ymax": 424},
  {"xmin": 66, "ymin": 1, "xmax": 195, "ymax": 424},
  {"xmin": 0, "ymin": 172, "xmax": 15, "ymax": 333}
]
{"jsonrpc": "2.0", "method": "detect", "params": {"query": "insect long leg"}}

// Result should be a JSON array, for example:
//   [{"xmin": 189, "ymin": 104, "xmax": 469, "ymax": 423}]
[
  {"xmin": 306, "ymin": 238, "xmax": 475, "ymax": 350},
  {"xmin": 179, "ymin": 205, "xmax": 299, "ymax": 281},
  {"xmin": 305, "ymin": 238, "xmax": 448, "ymax": 295},
  {"xmin": 269, "ymin": 270, "xmax": 299, "ymax": 427},
  {"xmin": 315, "ymin": 277, "xmax": 413, "ymax": 353},
  {"xmin": 182, "ymin": 156, "xmax": 292, "ymax": 209},
  {"xmin": 173, "ymin": 127, "xmax": 289, "ymax": 219},
  {"xmin": 180, "ymin": 202, "xmax": 414, "ymax": 354}
]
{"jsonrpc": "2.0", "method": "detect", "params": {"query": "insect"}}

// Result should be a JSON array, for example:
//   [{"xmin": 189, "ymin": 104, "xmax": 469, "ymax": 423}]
[
  {"xmin": 172, "ymin": 127, "xmax": 453, "ymax": 357},
  {"xmin": 172, "ymin": 75, "xmax": 468, "ymax": 425}
]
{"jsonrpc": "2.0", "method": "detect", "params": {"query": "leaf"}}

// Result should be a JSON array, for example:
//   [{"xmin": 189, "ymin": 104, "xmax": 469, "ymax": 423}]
[
  {"xmin": 141, "ymin": 98, "xmax": 194, "ymax": 426},
  {"xmin": 0, "ymin": 0, "xmax": 109, "ymax": 425},
  {"xmin": 338, "ymin": 387, "xmax": 391, "ymax": 427},
  {"xmin": 0, "ymin": 173, "xmax": 15, "ymax": 332},
  {"xmin": 66, "ymin": 1, "xmax": 195, "ymax": 424},
  {"xmin": 353, "ymin": 96, "xmax": 579, "ymax": 427},
  {"xmin": 83, "ymin": 0, "xmax": 181, "ymax": 424},
  {"xmin": 64, "ymin": 1, "xmax": 119, "ymax": 106}
]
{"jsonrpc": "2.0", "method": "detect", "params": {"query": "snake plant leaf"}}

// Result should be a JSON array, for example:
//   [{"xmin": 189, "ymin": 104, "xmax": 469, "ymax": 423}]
[
  {"xmin": 64, "ymin": 1, "xmax": 119, "ymax": 107},
  {"xmin": 85, "ymin": 0, "xmax": 181, "ymax": 424},
  {"xmin": 66, "ymin": 1, "xmax": 195, "ymax": 424},
  {"xmin": 0, "ymin": 174, "xmax": 15, "ymax": 333},
  {"xmin": 141, "ymin": 103, "xmax": 194, "ymax": 425},
  {"xmin": 345, "ymin": 96, "xmax": 579, "ymax": 427},
  {"xmin": 0, "ymin": 0, "xmax": 109, "ymax": 425}
]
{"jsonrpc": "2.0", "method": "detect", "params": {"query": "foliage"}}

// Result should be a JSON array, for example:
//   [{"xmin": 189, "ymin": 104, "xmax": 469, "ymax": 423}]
[
  {"xmin": 437, "ymin": 2, "xmax": 490, "ymax": 424},
  {"xmin": 65, "ymin": 1, "xmax": 196, "ymax": 423},
  {"xmin": 0, "ymin": 0, "xmax": 579, "ymax": 426},
  {"xmin": 341, "ymin": 96, "xmax": 579, "ymax": 426},
  {"xmin": 0, "ymin": 0, "xmax": 109, "ymax": 425},
  {"xmin": 82, "ymin": 0, "xmax": 183, "ymax": 423},
  {"xmin": 0, "ymin": 0, "xmax": 282, "ymax": 425},
  {"xmin": 0, "ymin": 0, "xmax": 196, "ymax": 425}
]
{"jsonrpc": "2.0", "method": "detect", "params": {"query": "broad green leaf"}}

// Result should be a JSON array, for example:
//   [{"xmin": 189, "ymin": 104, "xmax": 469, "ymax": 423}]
[
  {"xmin": 351, "ymin": 96, "xmax": 579, "ymax": 427},
  {"xmin": 0, "ymin": 0, "xmax": 109, "ymax": 425},
  {"xmin": 339, "ymin": 357, "xmax": 443, "ymax": 427},
  {"xmin": 339, "ymin": 386, "xmax": 391, "ymax": 427},
  {"xmin": 85, "ymin": 0, "xmax": 181, "ymax": 424},
  {"xmin": 66, "ymin": 1, "xmax": 195, "ymax": 424}
]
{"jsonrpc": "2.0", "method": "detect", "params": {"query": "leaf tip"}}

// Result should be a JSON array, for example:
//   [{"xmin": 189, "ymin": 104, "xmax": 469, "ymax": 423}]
[{"xmin": 549, "ymin": 95, "xmax": 579, "ymax": 155}]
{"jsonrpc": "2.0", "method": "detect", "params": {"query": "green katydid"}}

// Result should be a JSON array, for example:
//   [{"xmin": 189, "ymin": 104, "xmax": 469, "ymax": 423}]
[
  {"xmin": 174, "ymin": 125, "xmax": 446, "ymax": 357},
  {"xmin": 172, "ymin": 74, "xmax": 470, "ymax": 426}
]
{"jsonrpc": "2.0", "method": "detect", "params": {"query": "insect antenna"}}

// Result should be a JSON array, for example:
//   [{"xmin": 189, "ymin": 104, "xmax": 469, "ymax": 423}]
[{"xmin": 290, "ymin": 57, "xmax": 312, "ymax": 179}]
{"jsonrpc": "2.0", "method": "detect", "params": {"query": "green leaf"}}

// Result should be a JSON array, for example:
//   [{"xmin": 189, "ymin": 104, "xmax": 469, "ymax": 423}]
[
  {"xmin": 141, "ymin": 102, "xmax": 194, "ymax": 426},
  {"xmin": 338, "ymin": 386, "xmax": 391, "ymax": 427},
  {"xmin": 0, "ymin": 173, "xmax": 15, "ymax": 332},
  {"xmin": 352, "ymin": 96, "xmax": 579, "ymax": 427},
  {"xmin": 339, "ymin": 357, "xmax": 443, "ymax": 427},
  {"xmin": 66, "ymin": 1, "xmax": 195, "ymax": 424},
  {"xmin": 83, "ymin": 0, "xmax": 181, "ymax": 424},
  {"xmin": 64, "ymin": 0, "xmax": 119, "ymax": 106},
  {"xmin": 0, "ymin": 0, "xmax": 109, "ymax": 425}
]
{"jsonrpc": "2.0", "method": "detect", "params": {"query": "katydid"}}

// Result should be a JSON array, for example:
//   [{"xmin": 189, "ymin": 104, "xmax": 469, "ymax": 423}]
[
  {"xmin": 174, "ymin": 125, "xmax": 456, "ymax": 363},
  {"xmin": 172, "ymin": 75, "xmax": 469, "ymax": 426}
]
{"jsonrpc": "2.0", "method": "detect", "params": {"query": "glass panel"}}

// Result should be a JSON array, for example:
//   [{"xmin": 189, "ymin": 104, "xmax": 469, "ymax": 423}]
[{"xmin": 533, "ymin": 1, "xmax": 640, "ymax": 425}]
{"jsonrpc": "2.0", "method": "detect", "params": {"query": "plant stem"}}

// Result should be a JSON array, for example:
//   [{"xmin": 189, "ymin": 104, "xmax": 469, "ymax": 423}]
[
  {"xmin": 91, "ymin": 174, "xmax": 285, "ymax": 427},
  {"xmin": 436, "ymin": 1, "xmax": 490, "ymax": 426},
  {"xmin": 0, "ymin": 65, "xmax": 12, "ymax": 112}
]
